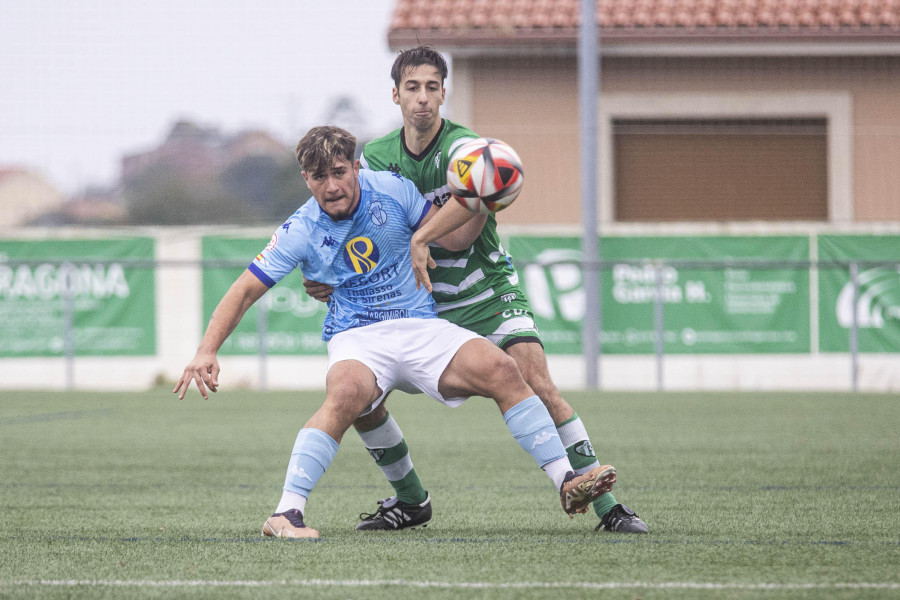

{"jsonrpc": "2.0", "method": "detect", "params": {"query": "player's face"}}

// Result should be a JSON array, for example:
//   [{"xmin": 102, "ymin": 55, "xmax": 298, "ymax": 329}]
[
  {"xmin": 393, "ymin": 64, "xmax": 445, "ymax": 133},
  {"xmin": 303, "ymin": 157, "xmax": 360, "ymax": 220}
]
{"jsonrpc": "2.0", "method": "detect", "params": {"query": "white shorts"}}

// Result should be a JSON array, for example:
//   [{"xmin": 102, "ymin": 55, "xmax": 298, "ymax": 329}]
[{"xmin": 326, "ymin": 317, "xmax": 482, "ymax": 415}]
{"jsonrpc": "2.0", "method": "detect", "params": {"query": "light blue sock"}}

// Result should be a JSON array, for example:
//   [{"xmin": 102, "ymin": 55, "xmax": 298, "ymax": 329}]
[
  {"xmin": 502, "ymin": 395, "xmax": 567, "ymax": 468},
  {"xmin": 283, "ymin": 428, "xmax": 339, "ymax": 497}
]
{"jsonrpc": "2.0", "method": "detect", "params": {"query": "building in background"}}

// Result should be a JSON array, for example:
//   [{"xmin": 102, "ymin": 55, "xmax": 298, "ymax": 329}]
[
  {"xmin": 388, "ymin": 0, "xmax": 900, "ymax": 227},
  {"xmin": 0, "ymin": 168, "xmax": 63, "ymax": 227}
]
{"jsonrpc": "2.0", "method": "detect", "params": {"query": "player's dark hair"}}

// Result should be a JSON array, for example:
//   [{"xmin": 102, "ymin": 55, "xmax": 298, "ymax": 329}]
[
  {"xmin": 391, "ymin": 45, "xmax": 448, "ymax": 87},
  {"xmin": 295, "ymin": 126, "xmax": 357, "ymax": 173}
]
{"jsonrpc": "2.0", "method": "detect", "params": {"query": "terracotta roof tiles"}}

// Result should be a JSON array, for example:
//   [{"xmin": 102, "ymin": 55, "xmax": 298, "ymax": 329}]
[{"xmin": 388, "ymin": 0, "xmax": 900, "ymax": 48}]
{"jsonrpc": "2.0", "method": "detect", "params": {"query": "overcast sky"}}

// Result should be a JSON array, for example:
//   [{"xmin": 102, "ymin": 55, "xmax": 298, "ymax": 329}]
[{"xmin": 0, "ymin": 1, "xmax": 402, "ymax": 194}]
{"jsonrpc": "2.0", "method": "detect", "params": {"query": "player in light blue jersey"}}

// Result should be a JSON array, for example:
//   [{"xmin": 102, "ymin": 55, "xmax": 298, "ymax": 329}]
[{"xmin": 174, "ymin": 126, "xmax": 616, "ymax": 538}]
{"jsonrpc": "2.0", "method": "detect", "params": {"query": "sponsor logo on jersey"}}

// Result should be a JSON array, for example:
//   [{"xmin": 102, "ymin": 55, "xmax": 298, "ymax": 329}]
[
  {"xmin": 367, "ymin": 448, "xmax": 385, "ymax": 462},
  {"xmin": 344, "ymin": 236, "xmax": 380, "ymax": 274},
  {"xmin": 574, "ymin": 440, "xmax": 596, "ymax": 458},
  {"xmin": 369, "ymin": 200, "xmax": 388, "ymax": 226},
  {"xmin": 531, "ymin": 430, "xmax": 559, "ymax": 449},
  {"xmin": 363, "ymin": 308, "xmax": 410, "ymax": 321},
  {"xmin": 321, "ymin": 235, "xmax": 336, "ymax": 248}
]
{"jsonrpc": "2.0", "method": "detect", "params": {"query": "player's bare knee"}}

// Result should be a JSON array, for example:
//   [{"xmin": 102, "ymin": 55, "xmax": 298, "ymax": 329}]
[
  {"xmin": 325, "ymin": 379, "xmax": 376, "ymax": 413},
  {"xmin": 483, "ymin": 351, "xmax": 527, "ymax": 391}
]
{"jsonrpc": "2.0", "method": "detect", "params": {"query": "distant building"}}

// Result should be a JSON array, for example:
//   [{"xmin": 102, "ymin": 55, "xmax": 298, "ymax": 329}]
[
  {"xmin": 388, "ymin": 0, "xmax": 900, "ymax": 225},
  {"xmin": 0, "ymin": 168, "xmax": 63, "ymax": 227},
  {"xmin": 121, "ymin": 120, "xmax": 290, "ymax": 183},
  {"xmin": 61, "ymin": 186, "xmax": 128, "ymax": 225}
]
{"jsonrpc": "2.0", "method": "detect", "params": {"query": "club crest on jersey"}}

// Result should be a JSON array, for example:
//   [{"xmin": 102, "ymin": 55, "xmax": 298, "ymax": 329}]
[
  {"xmin": 434, "ymin": 151, "xmax": 441, "ymax": 170},
  {"xmin": 344, "ymin": 236, "xmax": 380, "ymax": 274},
  {"xmin": 369, "ymin": 200, "xmax": 388, "ymax": 226}
]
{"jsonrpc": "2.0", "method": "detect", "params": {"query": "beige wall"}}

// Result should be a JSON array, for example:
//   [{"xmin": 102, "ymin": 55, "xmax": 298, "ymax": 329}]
[
  {"xmin": 458, "ymin": 55, "xmax": 900, "ymax": 225},
  {"xmin": 0, "ymin": 172, "xmax": 62, "ymax": 227}
]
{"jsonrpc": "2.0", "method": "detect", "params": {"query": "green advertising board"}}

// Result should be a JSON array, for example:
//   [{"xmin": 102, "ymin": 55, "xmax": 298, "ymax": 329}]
[
  {"xmin": 202, "ymin": 236, "xmax": 327, "ymax": 355},
  {"xmin": 818, "ymin": 234, "xmax": 900, "ymax": 353},
  {"xmin": 509, "ymin": 235, "xmax": 810, "ymax": 354},
  {"xmin": 0, "ymin": 238, "xmax": 156, "ymax": 357}
]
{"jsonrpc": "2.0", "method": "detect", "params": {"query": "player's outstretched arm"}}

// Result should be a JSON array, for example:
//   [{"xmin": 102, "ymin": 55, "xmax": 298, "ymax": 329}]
[
  {"xmin": 173, "ymin": 270, "xmax": 269, "ymax": 399},
  {"xmin": 411, "ymin": 202, "xmax": 486, "ymax": 291},
  {"xmin": 419, "ymin": 199, "xmax": 487, "ymax": 252}
]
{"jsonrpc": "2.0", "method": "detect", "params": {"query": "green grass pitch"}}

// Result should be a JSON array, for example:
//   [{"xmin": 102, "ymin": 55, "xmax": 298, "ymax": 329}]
[{"xmin": 0, "ymin": 389, "xmax": 897, "ymax": 599}]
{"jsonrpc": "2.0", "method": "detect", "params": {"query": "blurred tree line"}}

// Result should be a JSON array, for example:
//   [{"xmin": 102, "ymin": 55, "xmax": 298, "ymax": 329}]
[
  {"xmin": 121, "ymin": 98, "xmax": 373, "ymax": 226},
  {"xmin": 124, "ymin": 152, "xmax": 314, "ymax": 226}
]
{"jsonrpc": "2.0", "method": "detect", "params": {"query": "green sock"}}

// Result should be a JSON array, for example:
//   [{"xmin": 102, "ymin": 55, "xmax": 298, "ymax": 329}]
[
  {"xmin": 357, "ymin": 413, "xmax": 428, "ymax": 505},
  {"xmin": 557, "ymin": 412, "xmax": 617, "ymax": 519}
]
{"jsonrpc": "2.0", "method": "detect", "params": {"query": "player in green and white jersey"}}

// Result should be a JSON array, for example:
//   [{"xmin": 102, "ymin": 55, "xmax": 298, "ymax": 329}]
[
  {"xmin": 306, "ymin": 46, "xmax": 647, "ymax": 534},
  {"xmin": 360, "ymin": 119, "xmax": 525, "ymax": 332}
]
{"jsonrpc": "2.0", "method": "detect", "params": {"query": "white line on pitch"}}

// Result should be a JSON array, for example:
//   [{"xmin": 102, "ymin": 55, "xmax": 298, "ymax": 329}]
[{"xmin": 6, "ymin": 580, "xmax": 900, "ymax": 590}]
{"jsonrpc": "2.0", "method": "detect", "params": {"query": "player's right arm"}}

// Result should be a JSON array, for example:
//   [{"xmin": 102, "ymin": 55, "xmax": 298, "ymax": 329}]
[{"xmin": 174, "ymin": 270, "xmax": 269, "ymax": 399}]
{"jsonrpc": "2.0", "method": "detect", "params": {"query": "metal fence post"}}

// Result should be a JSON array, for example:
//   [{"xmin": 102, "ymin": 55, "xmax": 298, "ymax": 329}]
[
  {"xmin": 849, "ymin": 261, "xmax": 859, "ymax": 392},
  {"xmin": 61, "ymin": 262, "xmax": 75, "ymax": 391},
  {"xmin": 654, "ymin": 262, "xmax": 665, "ymax": 392}
]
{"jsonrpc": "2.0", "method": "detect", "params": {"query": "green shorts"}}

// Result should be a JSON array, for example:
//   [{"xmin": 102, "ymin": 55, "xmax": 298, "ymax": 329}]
[{"xmin": 437, "ymin": 292, "xmax": 543, "ymax": 350}]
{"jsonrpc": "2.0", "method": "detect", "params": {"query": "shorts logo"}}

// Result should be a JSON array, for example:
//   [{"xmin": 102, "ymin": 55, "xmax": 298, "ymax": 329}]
[
  {"xmin": 344, "ymin": 236, "xmax": 380, "ymax": 273},
  {"xmin": 574, "ymin": 440, "xmax": 596, "ymax": 458},
  {"xmin": 368, "ymin": 448, "xmax": 385, "ymax": 462}
]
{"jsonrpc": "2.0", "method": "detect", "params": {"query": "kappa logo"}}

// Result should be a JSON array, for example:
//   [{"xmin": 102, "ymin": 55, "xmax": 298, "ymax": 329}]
[
  {"xmin": 388, "ymin": 162, "xmax": 402, "ymax": 175},
  {"xmin": 288, "ymin": 465, "xmax": 313, "ymax": 482},
  {"xmin": 281, "ymin": 221, "xmax": 292, "ymax": 233},
  {"xmin": 368, "ymin": 448, "xmax": 385, "ymax": 462},
  {"xmin": 531, "ymin": 431, "xmax": 559, "ymax": 449},
  {"xmin": 321, "ymin": 236, "xmax": 336, "ymax": 248},
  {"xmin": 574, "ymin": 440, "xmax": 596, "ymax": 458}
]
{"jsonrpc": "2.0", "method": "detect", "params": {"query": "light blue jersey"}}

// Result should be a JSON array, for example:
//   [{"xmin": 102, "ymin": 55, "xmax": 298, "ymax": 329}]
[{"xmin": 248, "ymin": 169, "xmax": 436, "ymax": 341}]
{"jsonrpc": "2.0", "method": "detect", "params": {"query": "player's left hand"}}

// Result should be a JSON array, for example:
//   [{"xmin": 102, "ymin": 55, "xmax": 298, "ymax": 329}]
[
  {"xmin": 411, "ymin": 241, "xmax": 436, "ymax": 292},
  {"xmin": 303, "ymin": 276, "xmax": 333, "ymax": 303}
]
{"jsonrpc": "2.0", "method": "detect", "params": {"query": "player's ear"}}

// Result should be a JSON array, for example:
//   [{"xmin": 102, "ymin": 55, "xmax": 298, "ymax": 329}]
[
  {"xmin": 392, "ymin": 87, "xmax": 400, "ymax": 105},
  {"xmin": 440, "ymin": 87, "xmax": 446, "ymax": 105}
]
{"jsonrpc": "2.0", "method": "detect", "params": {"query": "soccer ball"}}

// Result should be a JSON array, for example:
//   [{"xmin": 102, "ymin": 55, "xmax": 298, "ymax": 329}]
[{"xmin": 447, "ymin": 138, "xmax": 524, "ymax": 214}]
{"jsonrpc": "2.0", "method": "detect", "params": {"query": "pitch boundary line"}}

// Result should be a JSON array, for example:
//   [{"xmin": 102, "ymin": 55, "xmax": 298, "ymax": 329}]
[{"xmin": 7, "ymin": 579, "xmax": 899, "ymax": 590}]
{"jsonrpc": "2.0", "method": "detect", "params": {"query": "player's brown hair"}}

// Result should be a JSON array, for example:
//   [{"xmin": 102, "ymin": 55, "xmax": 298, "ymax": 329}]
[
  {"xmin": 295, "ymin": 126, "xmax": 357, "ymax": 174},
  {"xmin": 391, "ymin": 45, "xmax": 448, "ymax": 87}
]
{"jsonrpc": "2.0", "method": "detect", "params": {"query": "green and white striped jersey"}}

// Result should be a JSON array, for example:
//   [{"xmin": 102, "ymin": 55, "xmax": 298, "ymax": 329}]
[{"xmin": 361, "ymin": 119, "xmax": 523, "ymax": 322}]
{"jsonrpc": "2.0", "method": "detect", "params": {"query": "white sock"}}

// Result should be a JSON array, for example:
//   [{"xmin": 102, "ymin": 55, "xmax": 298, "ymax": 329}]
[
  {"xmin": 543, "ymin": 456, "xmax": 572, "ymax": 490},
  {"xmin": 275, "ymin": 489, "xmax": 308, "ymax": 514}
]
